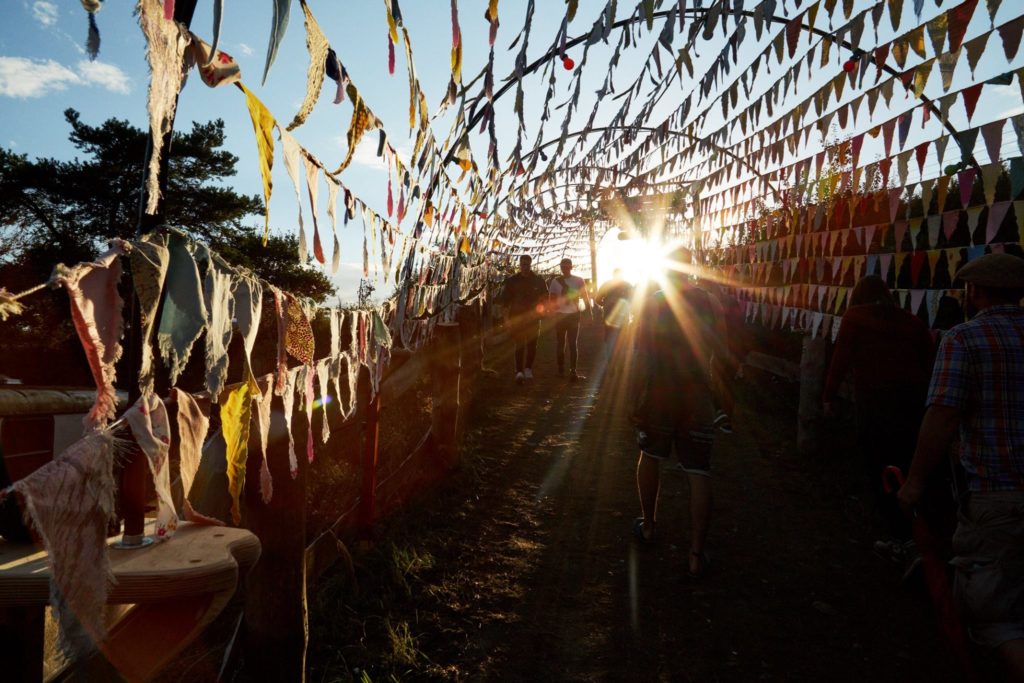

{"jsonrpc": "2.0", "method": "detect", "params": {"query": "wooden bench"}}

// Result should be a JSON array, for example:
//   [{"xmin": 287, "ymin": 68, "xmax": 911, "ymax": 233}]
[{"xmin": 0, "ymin": 523, "xmax": 260, "ymax": 682}]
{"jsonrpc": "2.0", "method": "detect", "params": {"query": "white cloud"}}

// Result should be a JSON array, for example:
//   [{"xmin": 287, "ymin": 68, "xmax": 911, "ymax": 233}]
[
  {"xmin": 0, "ymin": 56, "xmax": 132, "ymax": 98},
  {"xmin": 0, "ymin": 57, "xmax": 80, "ymax": 98},
  {"xmin": 31, "ymin": 1, "xmax": 58, "ymax": 27},
  {"xmin": 77, "ymin": 60, "xmax": 130, "ymax": 94},
  {"xmin": 237, "ymin": 43, "xmax": 254, "ymax": 56}
]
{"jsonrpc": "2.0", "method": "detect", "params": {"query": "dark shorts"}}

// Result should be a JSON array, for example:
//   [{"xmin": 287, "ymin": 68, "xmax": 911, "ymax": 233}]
[
  {"xmin": 635, "ymin": 391, "xmax": 715, "ymax": 475},
  {"xmin": 950, "ymin": 491, "xmax": 1024, "ymax": 648}
]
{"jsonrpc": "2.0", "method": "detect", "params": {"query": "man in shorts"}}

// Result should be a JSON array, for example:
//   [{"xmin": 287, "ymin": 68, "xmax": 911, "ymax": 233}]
[
  {"xmin": 630, "ymin": 246, "xmax": 728, "ymax": 579},
  {"xmin": 899, "ymin": 253, "xmax": 1024, "ymax": 679}
]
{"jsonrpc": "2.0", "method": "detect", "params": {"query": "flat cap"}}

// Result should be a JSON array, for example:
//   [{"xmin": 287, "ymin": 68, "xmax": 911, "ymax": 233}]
[{"xmin": 955, "ymin": 253, "xmax": 1024, "ymax": 288}]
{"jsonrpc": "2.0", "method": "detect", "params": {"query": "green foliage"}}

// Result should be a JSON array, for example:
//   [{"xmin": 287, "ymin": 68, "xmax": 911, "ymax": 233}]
[
  {"xmin": 0, "ymin": 109, "xmax": 332, "ymax": 299},
  {"xmin": 0, "ymin": 110, "xmax": 333, "ymax": 384}
]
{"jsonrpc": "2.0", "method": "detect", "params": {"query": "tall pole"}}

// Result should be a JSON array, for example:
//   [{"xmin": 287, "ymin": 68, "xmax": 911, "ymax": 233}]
[
  {"xmin": 588, "ymin": 221, "xmax": 598, "ymax": 287},
  {"xmin": 120, "ymin": 0, "xmax": 199, "ymax": 547}
]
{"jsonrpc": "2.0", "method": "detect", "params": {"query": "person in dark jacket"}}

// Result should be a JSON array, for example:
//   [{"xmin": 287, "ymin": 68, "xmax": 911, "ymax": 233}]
[
  {"xmin": 499, "ymin": 255, "xmax": 548, "ymax": 383},
  {"xmin": 823, "ymin": 275, "xmax": 935, "ymax": 564}
]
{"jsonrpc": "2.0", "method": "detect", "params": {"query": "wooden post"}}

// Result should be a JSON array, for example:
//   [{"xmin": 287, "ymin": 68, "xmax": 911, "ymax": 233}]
[
  {"xmin": 242, "ymin": 401, "xmax": 308, "ymax": 681},
  {"xmin": 797, "ymin": 332, "xmax": 828, "ymax": 458},
  {"xmin": 429, "ymin": 322, "xmax": 462, "ymax": 470},
  {"xmin": 588, "ymin": 221, "xmax": 599, "ymax": 286},
  {"xmin": 357, "ymin": 367, "xmax": 380, "ymax": 537}
]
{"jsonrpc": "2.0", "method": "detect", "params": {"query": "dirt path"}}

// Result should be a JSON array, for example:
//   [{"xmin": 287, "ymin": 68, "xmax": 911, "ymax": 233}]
[{"xmin": 309, "ymin": 322, "xmax": 960, "ymax": 682}]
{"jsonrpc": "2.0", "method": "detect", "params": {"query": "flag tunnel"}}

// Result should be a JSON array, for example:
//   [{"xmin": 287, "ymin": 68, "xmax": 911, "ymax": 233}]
[{"xmin": 0, "ymin": 0, "xmax": 1023, "ymax": 680}]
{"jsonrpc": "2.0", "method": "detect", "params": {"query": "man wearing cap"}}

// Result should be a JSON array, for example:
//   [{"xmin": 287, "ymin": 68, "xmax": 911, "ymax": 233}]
[
  {"xmin": 548, "ymin": 258, "xmax": 594, "ymax": 381},
  {"xmin": 899, "ymin": 253, "xmax": 1024, "ymax": 678}
]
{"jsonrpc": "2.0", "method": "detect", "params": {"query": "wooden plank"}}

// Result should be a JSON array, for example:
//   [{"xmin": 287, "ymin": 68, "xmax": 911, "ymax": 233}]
[{"xmin": 0, "ymin": 524, "xmax": 260, "ymax": 607}]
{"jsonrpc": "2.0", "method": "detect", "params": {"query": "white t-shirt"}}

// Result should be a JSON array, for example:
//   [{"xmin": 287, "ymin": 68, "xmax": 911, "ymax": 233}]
[{"xmin": 549, "ymin": 275, "xmax": 587, "ymax": 314}]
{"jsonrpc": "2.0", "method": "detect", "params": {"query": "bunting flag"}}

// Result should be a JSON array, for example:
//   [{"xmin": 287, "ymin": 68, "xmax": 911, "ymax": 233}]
[
  {"xmin": 287, "ymin": 0, "xmax": 330, "ymax": 130},
  {"xmin": 222, "ymin": 379, "xmax": 255, "ymax": 525},
  {"xmin": 239, "ymin": 83, "xmax": 275, "ymax": 241},
  {"xmin": 139, "ymin": 0, "xmax": 190, "ymax": 215}
]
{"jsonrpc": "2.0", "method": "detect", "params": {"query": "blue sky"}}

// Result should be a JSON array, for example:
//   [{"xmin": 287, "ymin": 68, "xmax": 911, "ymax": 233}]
[
  {"xmin": 1, "ymin": 0, "xmax": 654, "ymax": 300},
  {"xmin": 2, "ymin": 1, "xmax": 1023, "ymax": 297}
]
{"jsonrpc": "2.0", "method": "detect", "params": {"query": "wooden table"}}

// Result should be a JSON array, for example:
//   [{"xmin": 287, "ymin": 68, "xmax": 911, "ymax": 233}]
[{"xmin": 0, "ymin": 523, "xmax": 260, "ymax": 682}]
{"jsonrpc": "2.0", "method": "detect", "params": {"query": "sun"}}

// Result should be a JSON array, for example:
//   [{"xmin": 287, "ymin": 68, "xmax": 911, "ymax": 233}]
[{"xmin": 596, "ymin": 228, "xmax": 669, "ymax": 287}]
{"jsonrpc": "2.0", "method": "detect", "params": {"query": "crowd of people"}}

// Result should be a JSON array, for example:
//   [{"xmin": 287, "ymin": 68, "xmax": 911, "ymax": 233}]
[{"xmin": 497, "ymin": 247, "xmax": 1024, "ymax": 680}]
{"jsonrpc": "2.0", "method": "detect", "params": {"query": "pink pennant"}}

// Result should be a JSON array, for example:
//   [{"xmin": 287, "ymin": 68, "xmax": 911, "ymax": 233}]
[
  {"xmin": 942, "ymin": 210, "xmax": 960, "ymax": 240},
  {"xmin": 987, "ymin": 201, "xmax": 1011, "ymax": 243},
  {"xmin": 958, "ymin": 168, "xmax": 977, "ymax": 207}
]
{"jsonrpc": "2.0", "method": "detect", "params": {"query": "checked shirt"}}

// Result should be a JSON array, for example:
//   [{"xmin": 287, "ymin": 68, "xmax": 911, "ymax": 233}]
[{"xmin": 927, "ymin": 304, "xmax": 1024, "ymax": 492}]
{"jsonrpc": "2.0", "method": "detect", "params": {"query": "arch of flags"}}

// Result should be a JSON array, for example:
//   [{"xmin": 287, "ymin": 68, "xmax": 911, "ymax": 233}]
[{"xmin": 77, "ymin": 0, "xmax": 1024, "ymax": 336}]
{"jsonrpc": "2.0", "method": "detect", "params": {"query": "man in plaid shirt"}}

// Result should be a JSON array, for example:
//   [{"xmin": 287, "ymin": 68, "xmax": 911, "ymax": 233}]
[{"xmin": 899, "ymin": 253, "xmax": 1024, "ymax": 679}]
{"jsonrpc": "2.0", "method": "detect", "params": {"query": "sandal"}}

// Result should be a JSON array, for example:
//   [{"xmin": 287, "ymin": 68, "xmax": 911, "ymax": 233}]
[
  {"xmin": 687, "ymin": 550, "xmax": 711, "ymax": 579},
  {"xmin": 631, "ymin": 517, "xmax": 656, "ymax": 545}
]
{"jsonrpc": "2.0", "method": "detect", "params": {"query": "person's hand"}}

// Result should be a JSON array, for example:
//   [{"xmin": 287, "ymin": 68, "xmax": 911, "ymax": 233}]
[{"xmin": 897, "ymin": 478, "xmax": 924, "ymax": 515}]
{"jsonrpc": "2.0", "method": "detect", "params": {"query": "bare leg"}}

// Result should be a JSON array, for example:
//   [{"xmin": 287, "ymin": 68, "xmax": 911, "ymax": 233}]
[
  {"xmin": 687, "ymin": 473, "xmax": 713, "ymax": 575},
  {"xmin": 636, "ymin": 453, "xmax": 660, "ymax": 539},
  {"xmin": 998, "ymin": 639, "xmax": 1024, "ymax": 682}
]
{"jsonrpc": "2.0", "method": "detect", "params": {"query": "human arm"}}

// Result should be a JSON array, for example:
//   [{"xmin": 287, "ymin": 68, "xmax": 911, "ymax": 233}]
[
  {"xmin": 898, "ymin": 405, "xmax": 960, "ymax": 511},
  {"xmin": 898, "ymin": 333, "xmax": 967, "ymax": 511}
]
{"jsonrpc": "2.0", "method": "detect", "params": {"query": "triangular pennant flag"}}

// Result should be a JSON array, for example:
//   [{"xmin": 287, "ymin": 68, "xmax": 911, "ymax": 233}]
[
  {"xmin": 1011, "ymin": 157, "xmax": 1024, "ymax": 199},
  {"xmin": 927, "ymin": 250, "xmax": 943, "ymax": 285},
  {"xmin": 961, "ymin": 84, "xmax": 984, "ymax": 123},
  {"xmin": 909, "ymin": 289, "xmax": 925, "ymax": 314},
  {"xmin": 981, "ymin": 162, "xmax": 1002, "ymax": 206},
  {"xmin": 965, "ymin": 205, "xmax": 985, "ymax": 244},
  {"xmin": 986, "ymin": 200, "xmax": 1011, "ymax": 243},
  {"xmin": 947, "ymin": 0, "xmax": 979, "ymax": 51},
  {"xmin": 981, "ymin": 119, "xmax": 1006, "ymax": 164},
  {"xmin": 943, "ymin": 210, "xmax": 960, "ymax": 240},
  {"xmin": 998, "ymin": 16, "xmax": 1024, "ymax": 61},
  {"xmin": 958, "ymin": 167, "xmax": 977, "ymax": 207},
  {"xmin": 928, "ymin": 215, "xmax": 941, "ymax": 246}
]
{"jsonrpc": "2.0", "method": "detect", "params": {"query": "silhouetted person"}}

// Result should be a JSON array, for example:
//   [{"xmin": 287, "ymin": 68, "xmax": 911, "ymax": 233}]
[
  {"xmin": 499, "ymin": 255, "xmax": 548, "ymax": 384},
  {"xmin": 630, "ymin": 247, "xmax": 727, "ymax": 579},
  {"xmin": 548, "ymin": 258, "xmax": 593, "ymax": 381},
  {"xmin": 596, "ymin": 269, "xmax": 633, "ymax": 347},
  {"xmin": 823, "ymin": 275, "xmax": 935, "ymax": 570},
  {"xmin": 899, "ymin": 254, "xmax": 1024, "ymax": 680}
]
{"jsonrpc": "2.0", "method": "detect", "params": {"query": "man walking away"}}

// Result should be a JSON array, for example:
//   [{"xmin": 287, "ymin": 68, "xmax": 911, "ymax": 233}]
[
  {"xmin": 499, "ymin": 255, "xmax": 548, "ymax": 384},
  {"xmin": 548, "ymin": 258, "xmax": 593, "ymax": 381},
  {"xmin": 898, "ymin": 253, "xmax": 1024, "ymax": 680},
  {"xmin": 596, "ymin": 268, "xmax": 634, "ymax": 347},
  {"xmin": 630, "ymin": 246, "xmax": 728, "ymax": 580}
]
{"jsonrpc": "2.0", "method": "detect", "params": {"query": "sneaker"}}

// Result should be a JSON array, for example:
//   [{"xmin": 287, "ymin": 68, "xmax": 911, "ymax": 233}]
[
  {"xmin": 901, "ymin": 543, "xmax": 923, "ymax": 583},
  {"xmin": 714, "ymin": 409, "xmax": 733, "ymax": 434},
  {"xmin": 524, "ymin": 368, "xmax": 534, "ymax": 380},
  {"xmin": 515, "ymin": 371, "xmax": 525, "ymax": 384},
  {"xmin": 873, "ymin": 539, "xmax": 905, "ymax": 564}
]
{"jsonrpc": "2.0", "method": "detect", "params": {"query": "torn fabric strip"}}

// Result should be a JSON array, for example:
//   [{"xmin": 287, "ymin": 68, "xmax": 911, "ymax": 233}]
[
  {"xmin": 130, "ymin": 233, "xmax": 169, "ymax": 397},
  {"xmin": 139, "ymin": 0, "xmax": 191, "ymax": 214},
  {"xmin": 234, "ymin": 274, "xmax": 264, "ymax": 387},
  {"xmin": 303, "ymin": 155, "xmax": 326, "ymax": 264},
  {"xmin": 172, "ymin": 388, "xmax": 221, "ymax": 524},
  {"xmin": 8, "ymin": 430, "xmax": 117, "ymax": 660},
  {"xmin": 286, "ymin": 0, "xmax": 330, "ymax": 130},
  {"xmin": 240, "ymin": 82, "xmax": 276, "ymax": 242},
  {"xmin": 157, "ymin": 232, "xmax": 208, "ymax": 386},
  {"xmin": 279, "ymin": 127, "xmax": 308, "ymax": 262},
  {"xmin": 55, "ymin": 242, "xmax": 126, "ymax": 429},
  {"xmin": 221, "ymin": 380, "xmax": 254, "ymax": 525},
  {"xmin": 125, "ymin": 393, "xmax": 178, "ymax": 539},
  {"xmin": 255, "ymin": 376, "xmax": 274, "ymax": 503},
  {"xmin": 199, "ymin": 246, "xmax": 236, "ymax": 401},
  {"xmin": 282, "ymin": 365, "xmax": 301, "ymax": 478},
  {"xmin": 187, "ymin": 31, "xmax": 240, "ymax": 87}
]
